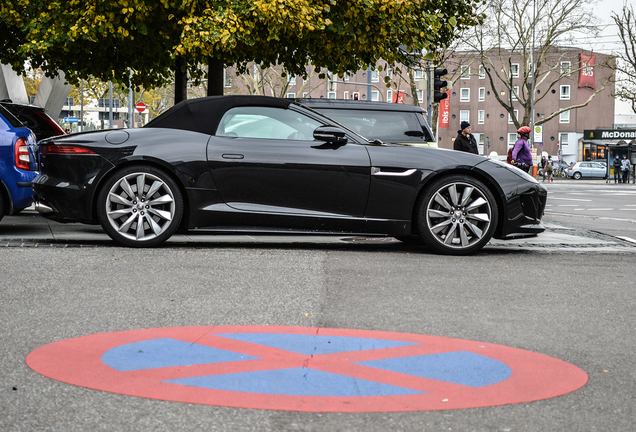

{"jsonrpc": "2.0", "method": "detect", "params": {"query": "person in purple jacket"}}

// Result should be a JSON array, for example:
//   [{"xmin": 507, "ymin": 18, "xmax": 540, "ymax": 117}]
[{"xmin": 511, "ymin": 126, "xmax": 533, "ymax": 172}]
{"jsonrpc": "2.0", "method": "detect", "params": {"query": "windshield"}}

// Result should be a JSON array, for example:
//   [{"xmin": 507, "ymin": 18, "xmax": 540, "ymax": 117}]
[{"xmin": 311, "ymin": 108, "xmax": 435, "ymax": 143}]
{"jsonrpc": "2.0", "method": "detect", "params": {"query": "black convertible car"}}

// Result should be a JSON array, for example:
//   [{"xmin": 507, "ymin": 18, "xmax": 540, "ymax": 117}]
[{"xmin": 32, "ymin": 96, "xmax": 546, "ymax": 254}]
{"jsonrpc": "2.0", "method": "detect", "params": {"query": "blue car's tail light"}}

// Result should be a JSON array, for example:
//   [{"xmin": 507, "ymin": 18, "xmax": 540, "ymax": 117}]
[{"xmin": 14, "ymin": 137, "xmax": 30, "ymax": 170}]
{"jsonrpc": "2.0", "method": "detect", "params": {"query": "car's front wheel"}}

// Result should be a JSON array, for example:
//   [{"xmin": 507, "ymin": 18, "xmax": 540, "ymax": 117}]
[
  {"xmin": 573, "ymin": 172, "xmax": 582, "ymax": 180},
  {"xmin": 416, "ymin": 175, "xmax": 498, "ymax": 255},
  {"xmin": 97, "ymin": 165, "xmax": 184, "ymax": 247}
]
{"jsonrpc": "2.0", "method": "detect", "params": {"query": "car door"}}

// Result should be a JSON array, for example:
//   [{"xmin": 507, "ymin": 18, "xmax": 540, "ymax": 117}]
[
  {"xmin": 578, "ymin": 162, "xmax": 590, "ymax": 177},
  {"xmin": 206, "ymin": 106, "xmax": 371, "ymax": 219},
  {"xmin": 590, "ymin": 162, "xmax": 605, "ymax": 177}
]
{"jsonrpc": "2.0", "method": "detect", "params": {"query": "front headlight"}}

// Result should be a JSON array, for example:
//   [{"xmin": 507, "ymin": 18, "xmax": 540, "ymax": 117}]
[{"xmin": 485, "ymin": 158, "xmax": 540, "ymax": 184}]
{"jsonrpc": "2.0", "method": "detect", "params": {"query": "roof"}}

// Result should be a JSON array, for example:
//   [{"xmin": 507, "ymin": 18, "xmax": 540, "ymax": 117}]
[
  {"xmin": 296, "ymin": 98, "xmax": 426, "ymax": 113},
  {"xmin": 145, "ymin": 95, "xmax": 292, "ymax": 136}
]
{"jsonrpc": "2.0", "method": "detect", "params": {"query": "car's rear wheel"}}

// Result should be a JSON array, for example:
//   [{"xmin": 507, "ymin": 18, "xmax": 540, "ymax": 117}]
[
  {"xmin": 573, "ymin": 172, "xmax": 582, "ymax": 180},
  {"xmin": 97, "ymin": 165, "xmax": 183, "ymax": 247},
  {"xmin": 416, "ymin": 175, "xmax": 498, "ymax": 255},
  {"xmin": 0, "ymin": 192, "xmax": 5, "ymax": 222}
]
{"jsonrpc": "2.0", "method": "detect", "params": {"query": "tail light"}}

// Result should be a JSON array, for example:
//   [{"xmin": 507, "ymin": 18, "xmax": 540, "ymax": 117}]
[
  {"xmin": 14, "ymin": 137, "xmax": 30, "ymax": 170},
  {"xmin": 41, "ymin": 144, "xmax": 96, "ymax": 155}
]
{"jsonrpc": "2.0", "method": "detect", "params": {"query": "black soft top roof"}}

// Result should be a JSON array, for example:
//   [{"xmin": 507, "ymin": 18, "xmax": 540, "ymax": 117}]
[{"xmin": 145, "ymin": 95, "xmax": 292, "ymax": 136}]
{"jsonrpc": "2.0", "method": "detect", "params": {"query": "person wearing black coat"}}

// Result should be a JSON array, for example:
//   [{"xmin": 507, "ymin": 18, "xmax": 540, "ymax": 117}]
[{"xmin": 454, "ymin": 121, "xmax": 479, "ymax": 154}]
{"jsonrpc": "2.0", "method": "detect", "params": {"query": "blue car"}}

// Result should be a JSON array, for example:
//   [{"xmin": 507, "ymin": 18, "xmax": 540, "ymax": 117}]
[{"xmin": 0, "ymin": 104, "xmax": 38, "ymax": 221}]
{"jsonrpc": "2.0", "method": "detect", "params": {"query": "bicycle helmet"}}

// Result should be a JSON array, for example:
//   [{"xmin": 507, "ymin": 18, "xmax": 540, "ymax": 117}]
[{"xmin": 517, "ymin": 126, "xmax": 531, "ymax": 135}]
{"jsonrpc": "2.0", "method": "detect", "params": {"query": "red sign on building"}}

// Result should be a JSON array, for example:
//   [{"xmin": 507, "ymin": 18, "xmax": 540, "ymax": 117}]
[
  {"xmin": 438, "ymin": 90, "xmax": 451, "ymax": 128},
  {"xmin": 578, "ymin": 53, "xmax": 596, "ymax": 89}
]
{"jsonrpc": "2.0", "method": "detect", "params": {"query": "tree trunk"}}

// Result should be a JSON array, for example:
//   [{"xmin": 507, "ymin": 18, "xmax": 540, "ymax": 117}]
[
  {"xmin": 174, "ymin": 56, "xmax": 188, "ymax": 104},
  {"xmin": 207, "ymin": 57, "xmax": 224, "ymax": 96}
]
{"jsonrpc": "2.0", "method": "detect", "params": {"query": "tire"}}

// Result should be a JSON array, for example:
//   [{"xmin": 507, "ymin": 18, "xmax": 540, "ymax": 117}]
[
  {"xmin": 573, "ymin": 172, "xmax": 582, "ymax": 180},
  {"xmin": 0, "ymin": 192, "xmax": 5, "ymax": 223},
  {"xmin": 416, "ymin": 175, "xmax": 498, "ymax": 255},
  {"xmin": 97, "ymin": 165, "xmax": 184, "ymax": 247}
]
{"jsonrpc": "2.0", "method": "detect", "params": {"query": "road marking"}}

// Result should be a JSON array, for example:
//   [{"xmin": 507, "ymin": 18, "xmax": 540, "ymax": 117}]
[
  {"xmin": 616, "ymin": 236, "xmax": 636, "ymax": 244},
  {"xmin": 549, "ymin": 197, "xmax": 592, "ymax": 202},
  {"xmin": 26, "ymin": 326, "xmax": 589, "ymax": 412}
]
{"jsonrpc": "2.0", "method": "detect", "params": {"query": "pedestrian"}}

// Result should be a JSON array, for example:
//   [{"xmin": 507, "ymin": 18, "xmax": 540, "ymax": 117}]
[
  {"xmin": 621, "ymin": 155, "xmax": 631, "ymax": 184},
  {"xmin": 540, "ymin": 156, "xmax": 547, "ymax": 182},
  {"xmin": 453, "ymin": 121, "xmax": 479, "ymax": 154},
  {"xmin": 546, "ymin": 156, "xmax": 554, "ymax": 182},
  {"xmin": 612, "ymin": 155, "xmax": 622, "ymax": 183},
  {"xmin": 511, "ymin": 126, "xmax": 533, "ymax": 173}
]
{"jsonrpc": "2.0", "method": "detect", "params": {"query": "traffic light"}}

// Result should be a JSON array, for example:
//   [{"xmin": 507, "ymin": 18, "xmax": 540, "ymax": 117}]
[{"xmin": 433, "ymin": 68, "xmax": 448, "ymax": 103}]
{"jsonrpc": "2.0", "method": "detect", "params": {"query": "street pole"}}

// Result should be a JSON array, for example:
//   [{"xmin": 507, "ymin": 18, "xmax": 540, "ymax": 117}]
[
  {"xmin": 530, "ymin": 0, "xmax": 537, "ymax": 164},
  {"xmin": 427, "ymin": 60, "xmax": 433, "ymax": 127},
  {"xmin": 128, "ymin": 69, "xmax": 133, "ymax": 129},
  {"xmin": 80, "ymin": 80, "xmax": 84, "ymax": 133},
  {"xmin": 108, "ymin": 81, "xmax": 113, "ymax": 129}
]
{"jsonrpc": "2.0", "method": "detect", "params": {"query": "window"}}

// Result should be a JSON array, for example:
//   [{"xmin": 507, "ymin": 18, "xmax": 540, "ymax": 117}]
[
  {"xmin": 510, "ymin": 63, "xmax": 519, "ymax": 78},
  {"xmin": 477, "ymin": 133, "xmax": 485, "ymax": 149},
  {"xmin": 288, "ymin": 76, "xmax": 296, "ymax": 86},
  {"xmin": 512, "ymin": 86, "xmax": 519, "ymax": 101},
  {"xmin": 387, "ymin": 90, "xmax": 393, "ymax": 102},
  {"xmin": 460, "ymin": 110, "xmax": 470, "ymax": 123},
  {"xmin": 217, "ymin": 106, "xmax": 322, "ymax": 140},
  {"xmin": 560, "ymin": 110, "xmax": 570, "ymax": 123},
  {"xmin": 508, "ymin": 110, "xmax": 519, "ymax": 124},
  {"xmin": 302, "ymin": 92, "xmax": 309, "ymax": 98},
  {"xmin": 559, "ymin": 133, "xmax": 569, "ymax": 147},
  {"xmin": 414, "ymin": 69, "xmax": 425, "ymax": 81},
  {"xmin": 386, "ymin": 68, "xmax": 393, "ymax": 79},
  {"xmin": 224, "ymin": 69, "xmax": 232, "ymax": 87},
  {"xmin": 286, "ymin": 92, "xmax": 296, "ymax": 99},
  {"xmin": 416, "ymin": 89, "xmax": 424, "ymax": 103},
  {"xmin": 343, "ymin": 73, "xmax": 350, "ymax": 83},
  {"xmin": 460, "ymin": 88, "xmax": 470, "ymax": 102},
  {"xmin": 327, "ymin": 91, "xmax": 337, "ymax": 99},
  {"xmin": 561, "ymin": 61, "xmax": 571, "ymax": 76},
  {"xmin": 479, "ymin": 65, "xmax": 485, "ymax": 79},
  {"xmin": 371, "ymin": 69, "xmax": 380, "ymax": 83},
  {"xmin": 327, "ymin": 71, "xmax": 336, "ymax": 91},
  {"xmin": 478, "ymin": 87, "xmax": 485, "ymax": 102},
  {"xmin": 460, "ymin": 66, "xmax": 470, "ymax": 79},
  {"xmin": 560, "ymin": 85, "xmax": 570, "ymax": 100},
  {"xmin": 478, "ymin": 110, "xmax": 485, "ymax": 124},
  {"xmin": 371, "ymin": 90, "xmax": 380, "ymax": 101},
  {"xmin": 508, "ymin": 133, "xmax": 517, "ymax": 147}
]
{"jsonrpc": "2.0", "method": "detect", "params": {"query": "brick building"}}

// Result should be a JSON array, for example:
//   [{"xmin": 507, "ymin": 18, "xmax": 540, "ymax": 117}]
[{"xmin": 437, "ymin": 47, "xmax": 615, "ymax": 163}]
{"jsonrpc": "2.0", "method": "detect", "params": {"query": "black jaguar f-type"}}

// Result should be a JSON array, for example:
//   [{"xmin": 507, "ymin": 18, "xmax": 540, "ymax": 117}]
[{"xmin": 32, "ymin": 96, "xmax": 546, "ymax": 254}]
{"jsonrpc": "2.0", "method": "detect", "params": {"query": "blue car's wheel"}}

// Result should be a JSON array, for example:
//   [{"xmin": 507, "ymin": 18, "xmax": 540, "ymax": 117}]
[{"xmin": 97, "ymin": 165, "xmax": 184, "ymax": 247}]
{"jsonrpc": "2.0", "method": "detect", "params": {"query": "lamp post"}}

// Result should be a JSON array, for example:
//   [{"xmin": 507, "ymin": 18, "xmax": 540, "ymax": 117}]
[{"xmin": 530, "ymin": 0, "xmax": 537, "ymax": 164}]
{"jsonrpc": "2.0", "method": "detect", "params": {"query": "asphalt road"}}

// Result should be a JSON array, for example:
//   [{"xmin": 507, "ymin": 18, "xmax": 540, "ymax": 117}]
[{"xmin": 1, "ymin": 180, "xmax": 635, "ymax": 431}]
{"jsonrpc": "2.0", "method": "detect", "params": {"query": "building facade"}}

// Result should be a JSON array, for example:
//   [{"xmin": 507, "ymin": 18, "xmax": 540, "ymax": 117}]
[{"xmin": 437, "ymin": 47, "xmax": 615, "ymax": 163}]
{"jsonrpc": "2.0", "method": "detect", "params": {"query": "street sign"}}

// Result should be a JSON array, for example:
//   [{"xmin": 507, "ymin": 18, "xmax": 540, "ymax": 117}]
[
  {"xmin": 534, "ymin": 125, "xmax": 543, "ymax": 143},
  {"xmin": 63, "ymin": 117, "xmax": 79, "ymax": 123},
  {"xmin": 135, "ymin": 102, "xmax": 147, "ymax": 113}
]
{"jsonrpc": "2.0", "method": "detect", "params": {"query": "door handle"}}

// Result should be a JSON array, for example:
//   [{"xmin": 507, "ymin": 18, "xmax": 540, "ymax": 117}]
[{"xmin": 222, "ymin": 154, "xmax": 244, "ymax": 159}]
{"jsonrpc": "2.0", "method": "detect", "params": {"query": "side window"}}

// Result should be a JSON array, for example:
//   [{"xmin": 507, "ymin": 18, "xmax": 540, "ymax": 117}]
[{"xmin": 217, "ymin": 106, "xmax": 322, "ymax": 141}]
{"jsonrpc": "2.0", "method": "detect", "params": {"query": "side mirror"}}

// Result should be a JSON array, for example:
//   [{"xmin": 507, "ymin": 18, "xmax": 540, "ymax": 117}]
[{"xmin": 313, "ymin": 126, "xmax": 348, "ymax": 144}]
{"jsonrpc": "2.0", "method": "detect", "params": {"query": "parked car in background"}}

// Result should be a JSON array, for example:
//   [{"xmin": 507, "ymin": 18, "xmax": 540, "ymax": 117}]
[
  {"xmin": 32, "ymin": 95, "xmax": 547, "ymax": 255},
  {"xmin": 566, "ymin": 161, "xmax": 607, "ymax": 180},
  {"xmin": 0, "ymin": 100, "xmax": 65, "ymax": 142},
  {"xmin": 297, "ymin": 99, "xmax": 437, "ymax": 146},
  {"xmin": 0, "ymin": 104, "xmax": 38, "ymax": 222}
]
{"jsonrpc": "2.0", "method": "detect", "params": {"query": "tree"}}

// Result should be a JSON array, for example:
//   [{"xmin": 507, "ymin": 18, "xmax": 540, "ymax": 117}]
[
  {"xmin": 613, "ymin": 4, "xmax": 636, "ymax": 114},
  {"xmin": 1, "ymin": 0, "xmax": 482, "ymax": 103},
  {"xmin": 457, "ymin": 0, "xmax": 613, "ymax": 128}
]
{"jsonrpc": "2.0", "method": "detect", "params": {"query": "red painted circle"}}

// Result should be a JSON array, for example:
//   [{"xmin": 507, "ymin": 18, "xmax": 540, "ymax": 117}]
[
  {"xmin": 135, "ymin": 102, "xmax": 146, "ymax": 113},
  {"xmin": 26, "ymin": 326, "xmax": 587, "ymax": 412}
]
